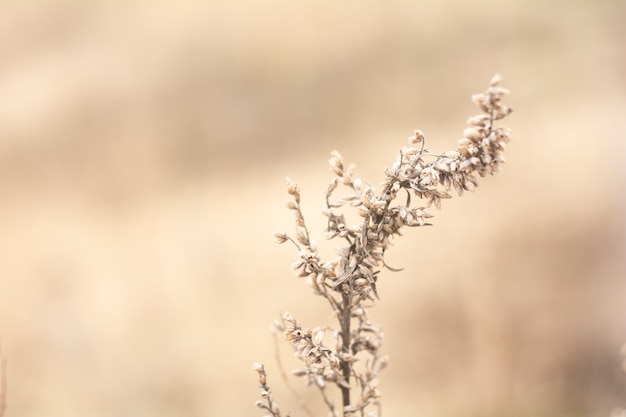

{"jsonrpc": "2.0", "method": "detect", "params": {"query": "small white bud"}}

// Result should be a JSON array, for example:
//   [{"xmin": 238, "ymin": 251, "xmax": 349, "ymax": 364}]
[
  {"xmin": 490, "ymin": 73, "xmax": 503, "ymax": 86},
  {"xmin": 409, "ymin": 129, "xmax": 425, "ymax": 145}
]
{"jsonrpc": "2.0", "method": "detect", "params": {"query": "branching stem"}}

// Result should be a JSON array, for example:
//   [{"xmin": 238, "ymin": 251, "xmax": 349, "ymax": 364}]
[
  {"xmin": 257, "ymin": 74, "xmax": 512, "ymax": 417},
  {"xmin": 339, "ymin": 291, "xmax": 352, "ymax": 409}
]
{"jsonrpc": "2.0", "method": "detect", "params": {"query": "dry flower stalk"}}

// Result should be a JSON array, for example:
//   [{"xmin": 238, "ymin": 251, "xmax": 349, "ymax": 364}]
[
  {"xmin": 253, "ymin": 362, "xmax": 288, "ymax": 417},
  {"xmin": 255, "ymin": 75, "xmax": 513, "ymax": 417}
]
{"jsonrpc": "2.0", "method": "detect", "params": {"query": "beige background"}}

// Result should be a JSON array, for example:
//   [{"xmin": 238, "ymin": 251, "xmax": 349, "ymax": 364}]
[{"xmin": 0, "ymin": 1, "xmax": 625, "ymax": 416}]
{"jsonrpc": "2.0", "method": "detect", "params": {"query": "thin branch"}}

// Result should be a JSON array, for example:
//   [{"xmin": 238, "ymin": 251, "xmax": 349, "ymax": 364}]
[{"xmin": 272, "ymin": 332, "xmax": 315, "ymax": 417}]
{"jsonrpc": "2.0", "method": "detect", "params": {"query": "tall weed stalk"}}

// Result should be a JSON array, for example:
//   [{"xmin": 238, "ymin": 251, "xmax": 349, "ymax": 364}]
[{"xmin": 254, "ymin": 75, "xmax": 513, "ymax": 417}]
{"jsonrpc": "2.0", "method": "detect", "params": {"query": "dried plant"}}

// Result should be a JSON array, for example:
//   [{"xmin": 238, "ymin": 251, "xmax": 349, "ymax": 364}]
[{"xmin": 254, "ymin": 75, "xmax": 513, "ymax": 417}]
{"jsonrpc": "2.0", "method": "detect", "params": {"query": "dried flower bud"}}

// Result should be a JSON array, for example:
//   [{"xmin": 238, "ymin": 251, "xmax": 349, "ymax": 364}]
[
  {"xmin": 313, "ymin": 327, "xmax": 325, "ymax": 345},
  {"xmin": 490, "ymin": 73, "xmax": 503, "ymax": 86},
  {"xmin": 409, "ymin": 129, "xmax": 425, "ymax": 145},
  {"xmin": 285, "ymin": 177, "xmax": 299, "ymax": 195},
  {"xmin": 273, "ymin": 231, "xmax": 289, "ymax": 244},
  {"xmin": 342, "ymin": 170, "xmax": 354, "ymax": 186},
  {"xmin": 463, "ymin": 127, "xmax": 483, "ymax": 141},
  {"xmin": 296, "ymin": 229, "xmax": 309, "ymax": 246},
  {"xmin": 467, "ymin": 114, "xmax": 489, "ymax": 127},
  {"xmin": 329, "ymin": 150, "xmax": 344, "ymax": 176}
]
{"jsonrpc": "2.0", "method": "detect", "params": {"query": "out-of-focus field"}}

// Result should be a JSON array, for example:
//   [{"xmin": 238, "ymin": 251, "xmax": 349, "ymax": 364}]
[{"xmin": 0, "ymin": 1, "xmax": 625, "ymax": 416}]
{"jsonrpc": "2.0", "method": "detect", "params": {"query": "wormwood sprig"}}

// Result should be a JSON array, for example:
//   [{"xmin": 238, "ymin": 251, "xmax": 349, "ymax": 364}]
[
  {"xmin": 255, "ymin": 75, "xmax": 513, "ymax": 417},
  {"xmin": 253, "ymin": 362, "xmax": 286, "ymax": 417}
]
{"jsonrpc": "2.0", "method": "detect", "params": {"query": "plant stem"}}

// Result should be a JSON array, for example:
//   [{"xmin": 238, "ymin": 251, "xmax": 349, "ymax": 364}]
[{"xmin": 339, "ymin": 291, "xmax": 352, "ymax": 409}]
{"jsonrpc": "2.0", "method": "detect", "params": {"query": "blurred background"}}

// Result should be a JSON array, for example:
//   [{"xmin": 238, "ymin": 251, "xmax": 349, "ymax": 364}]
[{"xmin": 0, "ymin": 1, "xmax": 625, "ymax": 416}]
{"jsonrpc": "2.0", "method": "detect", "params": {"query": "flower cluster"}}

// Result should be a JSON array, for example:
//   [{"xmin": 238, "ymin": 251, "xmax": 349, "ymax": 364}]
[
  {"xmin": 280, "ymin": 313, "xmax": 341, "ymax": 375},
  {"xmin": 255, "ymin": 75, "xmax": 513, "ymax": 417},
  {"xmin": 308, "ymin": 74, "xmax": 512, "ymax": 303}
]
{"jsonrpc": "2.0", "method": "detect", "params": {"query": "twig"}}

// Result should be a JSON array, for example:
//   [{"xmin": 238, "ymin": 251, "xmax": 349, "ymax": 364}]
[{"xmin": 272, "ymin": 332, "xmax": 315, "ymax": 417}]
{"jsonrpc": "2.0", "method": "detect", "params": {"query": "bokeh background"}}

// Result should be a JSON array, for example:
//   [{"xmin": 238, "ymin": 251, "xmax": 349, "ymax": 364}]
[{"xmin": 0, "ymin": 1, "xmax": 625, "ymax": 416}]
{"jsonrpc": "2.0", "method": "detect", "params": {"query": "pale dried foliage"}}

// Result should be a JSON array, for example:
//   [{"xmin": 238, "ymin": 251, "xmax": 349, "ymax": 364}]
[{"xmin": 255, "ymin": 75, "xmax": 512, "ymax": 417}]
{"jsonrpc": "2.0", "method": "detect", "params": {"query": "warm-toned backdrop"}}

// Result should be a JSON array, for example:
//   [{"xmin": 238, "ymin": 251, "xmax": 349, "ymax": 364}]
[{"xmin": 0, "ymin": 1, "xmax": 624, "ymax": 416}]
